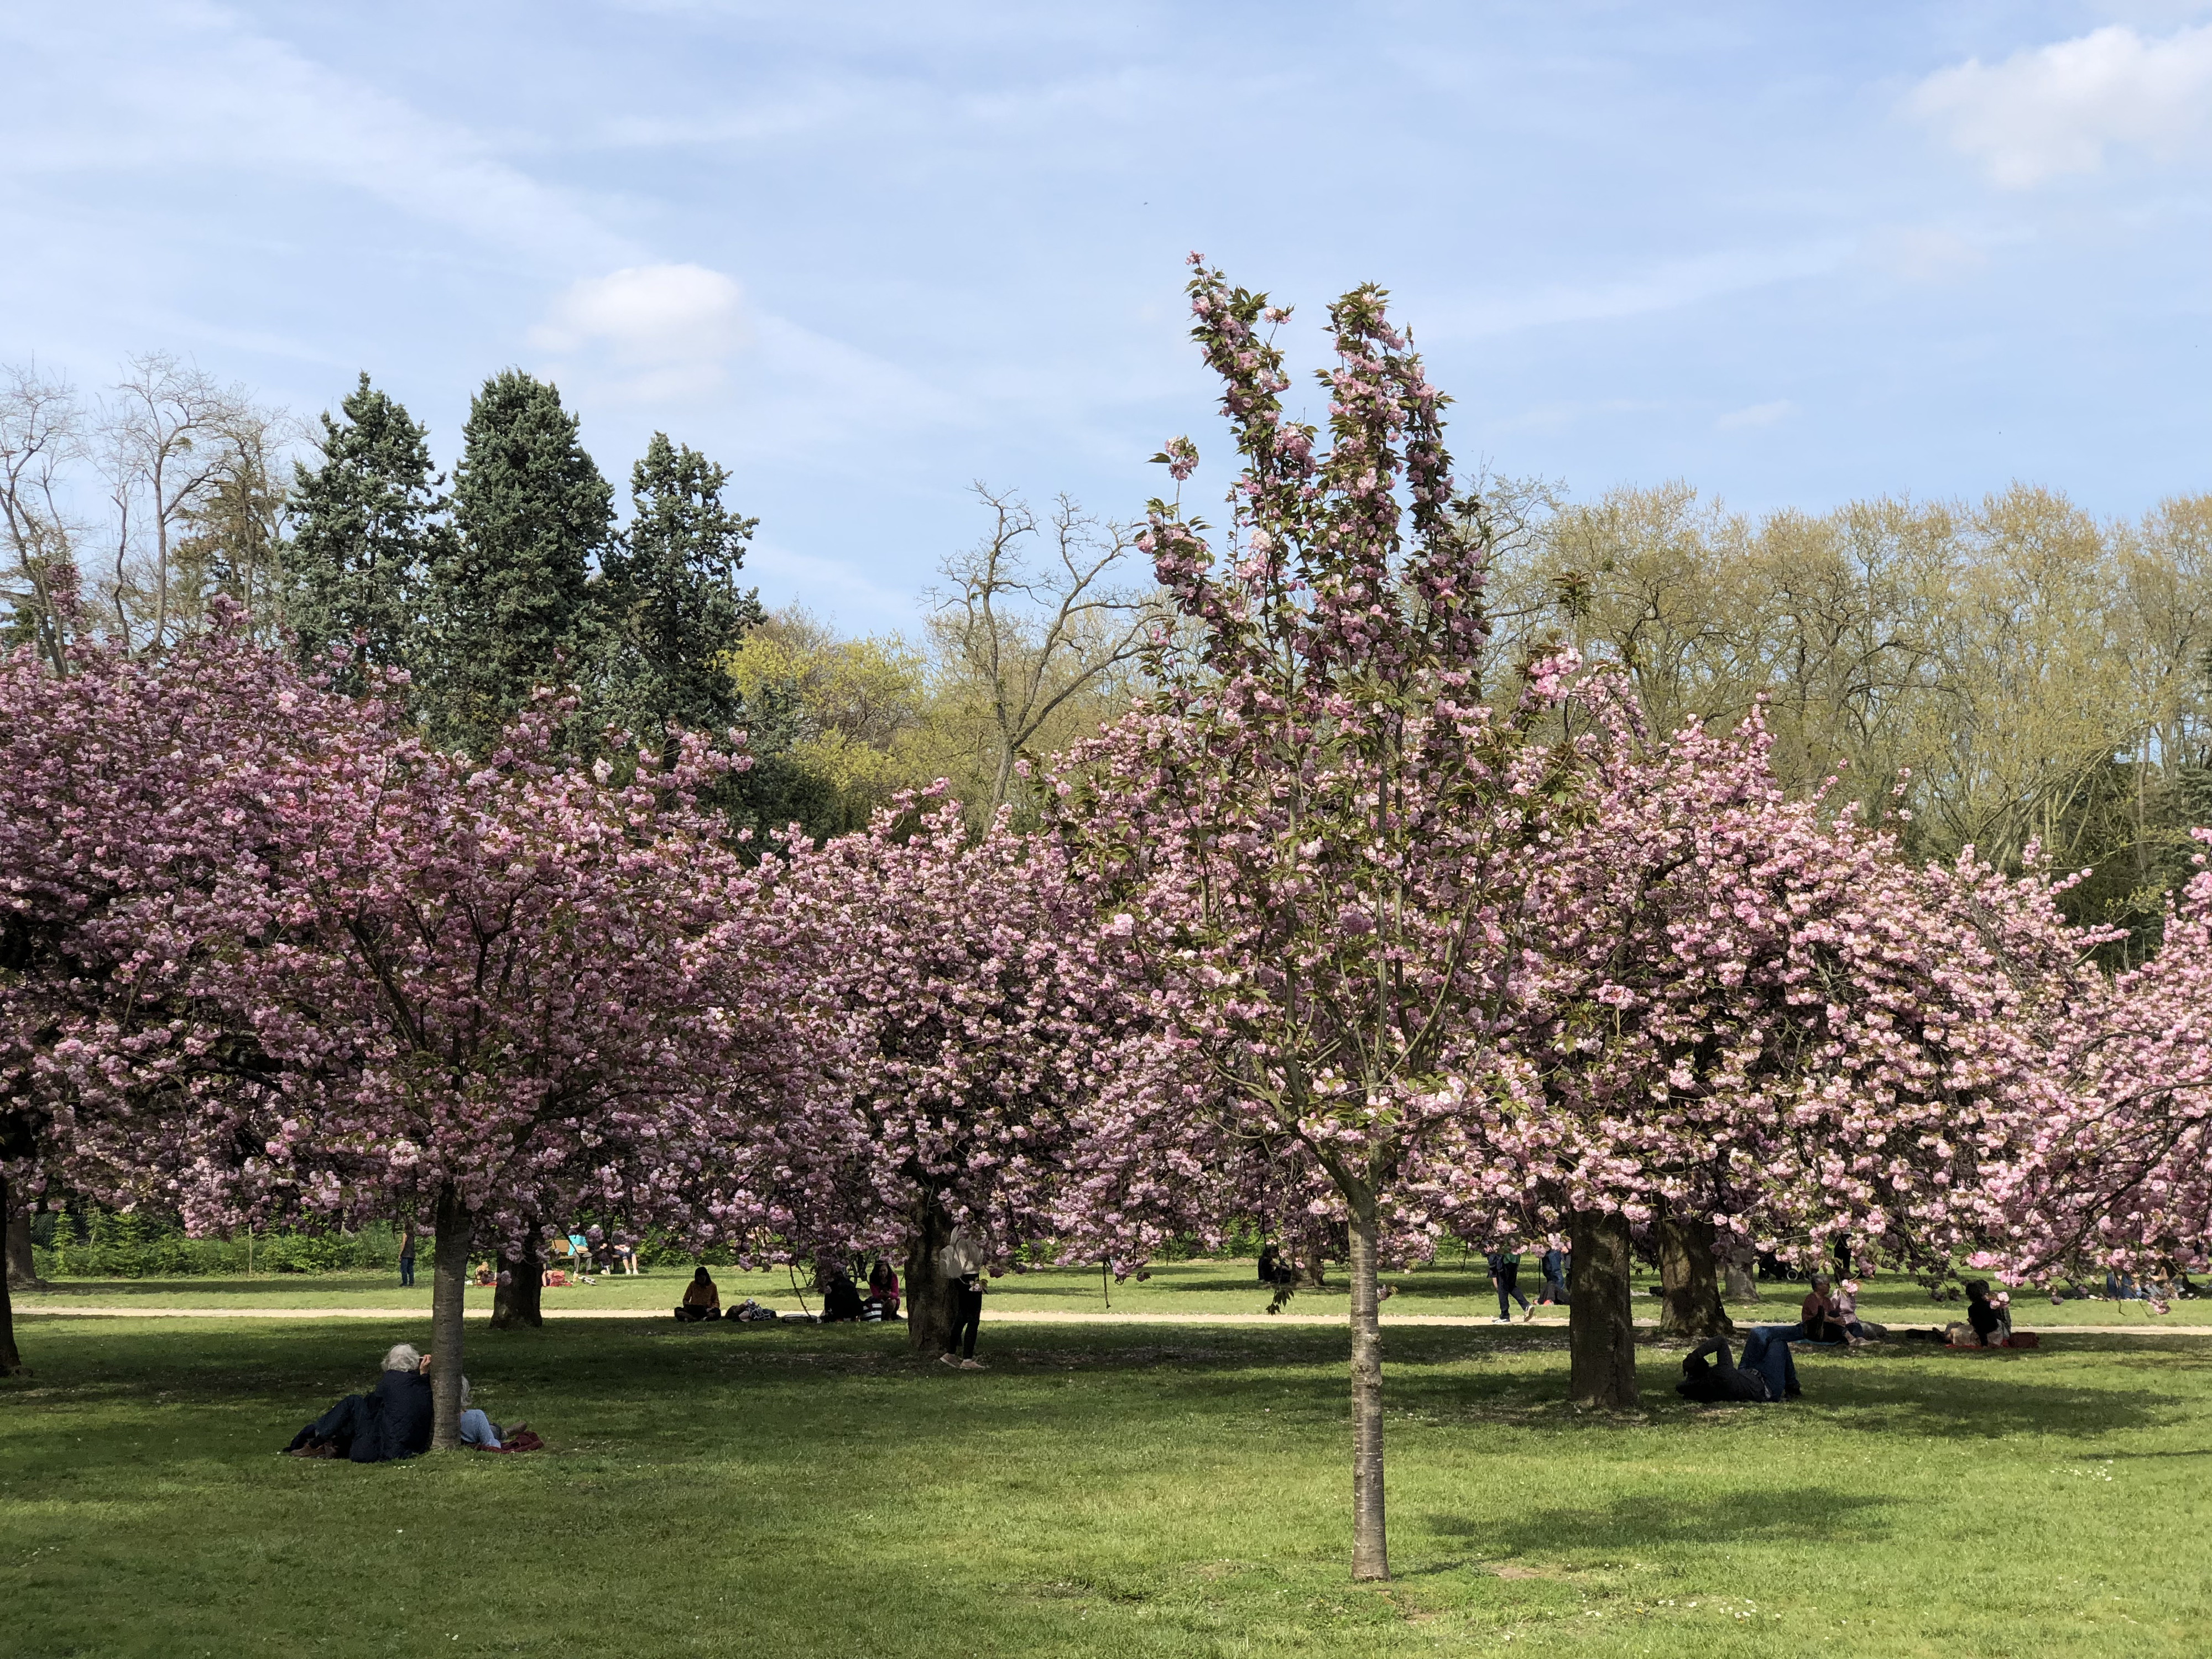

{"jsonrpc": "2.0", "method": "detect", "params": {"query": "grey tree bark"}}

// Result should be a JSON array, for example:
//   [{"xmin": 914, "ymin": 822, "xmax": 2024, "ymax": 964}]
[
  {"xmin": 429, "ymin": 1187, "xmax": 472, "ymax": 1449},
  {"xmin": 6, "ymin": 1203, "xmax": 41, "ymax": 1290},
  {"xmin": 904, "ymin": 1199, "xmax": 952, "ymax": 1355},
  {"xmin": 1656, "ymin": 1214, "xmax": 1733, "ymax": 1337},
  {"xmin": 491, "ymin": 1235, "xmax": 542, "ymax": 1329},
  {"xmin": 1567, "ymin": 1209, "xmax": 1638, "ymax": 1410},
  {"xmin": 1723, "ymin": 1259, "xmax": 1761, "ymax": 1303},
  {"xmin": 1347, "ymin": 1193, "xmax": 1389, "ymax": 1582}
]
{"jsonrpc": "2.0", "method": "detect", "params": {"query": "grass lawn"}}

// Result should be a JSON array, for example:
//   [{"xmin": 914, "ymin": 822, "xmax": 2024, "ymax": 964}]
[
  {"xmin": 18, "ymin": 1256, "xmax": 2210, "ymax": 1329},
  {"xmin": 3, "ymin": 1310, "xmax": 2208, "ymax": 1657}
]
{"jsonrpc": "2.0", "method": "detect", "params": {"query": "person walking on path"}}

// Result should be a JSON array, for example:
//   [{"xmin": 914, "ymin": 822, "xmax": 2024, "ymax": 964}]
[
  {"xmin": 939, "ymin": 1225, "xmax": 988, "ymax": 1369},
  {"xmin": 398, "ymin": 1230, "xmax": 415, "ymax": 1289},
  {"xmin": 1486, "ymin": 1246, "xmax": 1533, "ymax": 1323},
  {"xmin": 1538, "ymin": 1246, "xmax": 1568, "ymax": 1306}
]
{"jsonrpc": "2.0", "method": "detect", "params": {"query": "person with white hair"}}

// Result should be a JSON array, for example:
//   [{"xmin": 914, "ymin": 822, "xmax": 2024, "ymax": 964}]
[{"xmin": 283, "ymin": 1342, "xmax": 435, "ymax": 1462}]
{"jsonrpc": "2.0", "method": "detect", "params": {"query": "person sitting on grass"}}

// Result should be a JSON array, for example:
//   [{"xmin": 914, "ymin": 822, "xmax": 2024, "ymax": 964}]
[
  {"xmin": 284, "ymin": 1343, "xmax": 435, "ymax": 1462},
  {"xmin": 822, "ymin": 1266, "xmax": 865, "ymax": 1323},
  {"xmin": 1958, "ymin": 1280, "xmax": 2013, "ymax": 1347},
  {"xmin": 865, "ymin": 1259, "xmax": 901, "ymax": 1318},
  {"xmin": 1797, "ymin": 1274, "xmax": 1849, "ymax": 1343},
  {"xmin": 1678, "ymin": 1330, "xmax": 1801, "ymax": 1404},
  {"xmin": 675, "ymin": 1266, "xmax": 722, "ymax": 1322}
]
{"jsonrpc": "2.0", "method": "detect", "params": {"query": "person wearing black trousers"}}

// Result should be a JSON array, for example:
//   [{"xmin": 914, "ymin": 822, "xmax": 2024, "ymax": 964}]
[
  {"xmin": 939, "ymin": 1225, "xmax": 988, "ymax": 1369},
  {"xmin": 1485, "ymin": 1245, "xmax": 1533, "ymax": 1323}
]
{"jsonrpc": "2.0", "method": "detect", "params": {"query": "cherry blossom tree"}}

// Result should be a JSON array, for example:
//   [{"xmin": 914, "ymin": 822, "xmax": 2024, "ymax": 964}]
[
  {"xmin": 1426, "ymin": 707, "xmax": 2097, "ymax": 1405},
  {"xmin": 1051, "ymin": 258, "xmax": 1584, "ymax": 1580},
  {"xmin": 0, "ymin": 613, "xmax": 388, "ymax": 1374},
  {"xmin": 739, "ymin": 791, "xmax": 1130, "ymax": 1352},
  {"xmin": 1983, "ymin": 835, "xmax": 2212, "ymax": 1284}
]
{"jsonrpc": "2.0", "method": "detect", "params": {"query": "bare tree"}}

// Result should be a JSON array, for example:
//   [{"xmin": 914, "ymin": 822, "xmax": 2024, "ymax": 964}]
[
  {"xmin": 927, "ymin": 486, "xmax": 1156, "ymax": 813},
  {"xmin": 99, "ymin": 353, "xmax": 253, "ymax": 654},
  {"xmin": 0, "ymin": 362, "xmax": 86, "ymax": 675}
]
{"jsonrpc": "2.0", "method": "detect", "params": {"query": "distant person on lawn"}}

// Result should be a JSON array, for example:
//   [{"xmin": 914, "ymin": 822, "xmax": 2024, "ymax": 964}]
[
  {"xmin": 1538, "ymin": 1246, "xmax": 1568, "ymax": 1306},
  {"xmin": 940, "ymin": 1224, "xmax": 989, "ymax": 1369},
  {"xmin": 821, "ymin": 1266, "xmax": 865, "ymax": 1323},
  {"xmin": 675, "ymin": 1267, "xmax": 722, "ymax": 1321},
  {"xmin": 398, "ymin": 1231, "xmax": 416, "ymax": 1288},
  {"xmin": 1959, "ymin": 1280, "xmax": 2013, "ymax": 1347},
  {"xmin": 284, "ymin": 1343, "xmax": 435, "ymax": 1461},
  {"xmin": 865, "ymin": 1259, "xmax": 901, "ymax": 1318},
  {"xmin": 1486, "ymin": 1246, "xmax": 1533, "ymax": 1323}
]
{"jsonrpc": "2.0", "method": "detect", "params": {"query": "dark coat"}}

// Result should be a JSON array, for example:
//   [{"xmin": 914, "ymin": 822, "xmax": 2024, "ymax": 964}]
[{"xmin": 349, "ymin": 1369, "xmax": 435, "ymax": 1463}]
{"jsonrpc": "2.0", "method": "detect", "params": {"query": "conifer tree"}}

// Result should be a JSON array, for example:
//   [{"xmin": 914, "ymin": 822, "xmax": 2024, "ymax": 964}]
[
  {"xmin": 284, "ymin": 374, "xmax": 445, "ymax": 690},
  {"xmin": 596, "ymin": 432, "xmax": 761, "ymax": 749},
  {"xmin": 426, "ymin": 371, "xmax": 610, "ymax": 751}
]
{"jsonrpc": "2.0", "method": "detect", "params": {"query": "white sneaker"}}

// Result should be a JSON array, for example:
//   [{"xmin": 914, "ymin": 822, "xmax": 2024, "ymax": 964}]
[
  {"xmin": 960, "ymin": 1358, "xmax": 986, "ymax": 1370},
  {"xmin": 938, "ymin": 1352, "xmax": 959, "ymax": 1366},
  {"xmin": 1494, "ymin": 1317, "xmax": 1511, "ymax": 1324}
]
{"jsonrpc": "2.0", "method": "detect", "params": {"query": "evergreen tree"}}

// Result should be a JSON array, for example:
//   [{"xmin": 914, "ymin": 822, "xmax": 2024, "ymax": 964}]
[
  {"xmin": 285, "ymin": 374, "xmax": 446, "ymax": 693},
  {"xmin": 425, "ymin": 371, "xmax": 611, "ymax": 752},
  {"xmin": 596, "ymin": 432, "xmax": 763, "ymax": 748}
]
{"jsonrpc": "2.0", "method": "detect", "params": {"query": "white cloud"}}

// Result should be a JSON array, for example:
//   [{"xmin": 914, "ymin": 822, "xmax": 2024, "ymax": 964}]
[
  {"xmin": 1716, "ymin": 400, "xmax": 1793, "ymax": 431},
  {"xmin": 533, "ymin": 265, "xmax": 747, "ymax": 361},
  {"xmin": 1910, "ymin": 23, "xmax": 2212, "ymax": 187}
]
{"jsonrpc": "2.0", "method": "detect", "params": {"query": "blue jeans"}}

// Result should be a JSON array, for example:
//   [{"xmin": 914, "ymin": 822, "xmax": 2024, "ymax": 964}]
[
  {"xmin": 1738, "ymin": 1326, "xmax": 1802, "ymax": 1401},
  {"xmin": 400, "ymin": 1260, "xmax": 414, "ymax": 1287}
]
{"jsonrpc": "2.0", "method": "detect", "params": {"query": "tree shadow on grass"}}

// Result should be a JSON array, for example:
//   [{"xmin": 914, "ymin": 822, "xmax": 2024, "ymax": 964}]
[{"xmin": 1426, "ymin": 1486, "xmax": 1892, "ymax": 1554}]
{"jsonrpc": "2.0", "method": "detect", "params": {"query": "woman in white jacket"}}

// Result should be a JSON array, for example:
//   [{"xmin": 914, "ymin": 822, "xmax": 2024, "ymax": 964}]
[{"xmin": 938, "ymin": 1226, "xmax": 988, "ymax": 1369}]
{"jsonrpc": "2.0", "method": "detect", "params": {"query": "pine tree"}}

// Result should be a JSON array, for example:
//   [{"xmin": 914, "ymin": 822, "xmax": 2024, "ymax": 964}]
[
  {"xmin": 285, "ymin": 374, "xmax": 446, "ymax": 693},
  {"xmin": 425, "ymin": 371, "xmax": 611, "ymax": 752},
  {"xmin": 596, "ymin": 432, "xmax": 763, "ymax": 749}
]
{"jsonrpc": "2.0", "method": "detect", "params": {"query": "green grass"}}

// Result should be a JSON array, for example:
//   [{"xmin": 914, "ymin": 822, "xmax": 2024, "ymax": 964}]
[
  {"xmin": 4, "ymin": 1309, "xmax": 2209, "ymax": 1657},
  {"xmin": 19, "ymin": 1256, "xmax": 2210, "ymax": 1329}
]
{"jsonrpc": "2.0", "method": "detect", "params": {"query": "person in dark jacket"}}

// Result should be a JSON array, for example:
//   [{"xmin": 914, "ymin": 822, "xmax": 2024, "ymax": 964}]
[
  {"xmin": 284, "ymin": 1343, "xmax": 436, "ymax": 1462},
  {"xmin": 1678, "ymin": 1334, "xmax": 1799, "ymax": 1404},
  {"xmin": 821, "ymin": 1267, "xmax": 865, "ymax": 1323}
]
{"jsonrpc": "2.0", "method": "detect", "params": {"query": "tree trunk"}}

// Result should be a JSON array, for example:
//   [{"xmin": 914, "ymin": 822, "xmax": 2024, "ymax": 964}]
[
  {"xmin": 1567, "ymin": 1209, "xmax": 1637, "ymax": 1410},
  {"xmin": 0, "ymin": 1173, "xmax": 24, "ymax": 1376},
  {"xmin": 1347, "ymin": 1193, "xmax": 1389, "ymax": 1582},
  {"xmin": 905, "ymin": 1198, "xmax": 952, "ymax": 1355},
  {"xmin": 1657, "ymin": 1214, "xmax": 1733, "ymax": 1338},
  {"xmin": 6, "ymin": 1202, "xmax": 41, "ymax": 1291},
  {"xmin": 429, "ymin": 1186, "xmax": 472, "ymax": 1451},
  {"xmin": 1723, "ymin": 1259, "xmax": 1760, "ymax": 1303},
  {"xmin": 491, "ymin": 1236, "xmax": 542, "ymax": 1329}
]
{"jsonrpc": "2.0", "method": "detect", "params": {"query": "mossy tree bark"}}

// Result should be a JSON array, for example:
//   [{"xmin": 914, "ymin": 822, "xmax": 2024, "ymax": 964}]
[
  {"xmin": 904, "ymin": 1197, "xmax": 951, "ymax": 1356},
  {"xmin": 1657, "ymin": 1214, "xmax": 1733, "ymax": 1337},
  {"xmin": 6, "ymin": 1202, "xmax": 41, "ymax": 1291},
  {"xmin": 0, "ymin": 1172, "xmax": 23, "ymax": 1376},
  {"xmin": 429, "ymin": 1186, "xmax": 473, "ymax": 1449},
  {"xmin": 1567, "ymin": 1209, "xmax": 1638, "ymax": 1410}
]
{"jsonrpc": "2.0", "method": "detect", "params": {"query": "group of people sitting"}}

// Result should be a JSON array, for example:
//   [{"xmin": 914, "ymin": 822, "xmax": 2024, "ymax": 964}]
[
  {"xmin": 671, "ymin": 1260, "xmax": 905, "ymax": 1324},
  {"xmin": 283, "ymin": 1344, "xmax": 540, "ymax": 1460}
]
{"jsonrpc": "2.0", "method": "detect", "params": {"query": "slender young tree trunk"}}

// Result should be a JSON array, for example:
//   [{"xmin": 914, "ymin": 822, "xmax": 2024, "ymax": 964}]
[
  {"xmin": 0, "ymin": 1173, "xmax": 24, "ymax": 1376},
  {"xmin": 6, "ymin": 1203, "xmax": 42, "ymax": 1291},
  {"xmin": 1567, "ymin": 1209, "xmax": 1638, "ymax": 1410},
  {"xmin": 1656, "ymin": 1214, "xmax": 1732, "ymax": 1338},
  {"xmin": 1347, "ymin": 1193, "xmax": 1389, "ymax": 1582},
  {"xmin": 491, "ymin": 1236, "xmax": 542, "ymax": 1329},
  {"xmin": 429, "ymin": 1186, "xmax": 472, "ymax": 1450},
  {"xmin": 905, "ymin": 1198, "xmax": 952, "ymax": 1355}
]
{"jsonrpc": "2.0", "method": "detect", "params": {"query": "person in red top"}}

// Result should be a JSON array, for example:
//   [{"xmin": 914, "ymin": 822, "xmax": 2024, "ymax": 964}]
[{"xmin": 1798, "ymin": 1274, "xmax": 1849, "ymax": 1343}]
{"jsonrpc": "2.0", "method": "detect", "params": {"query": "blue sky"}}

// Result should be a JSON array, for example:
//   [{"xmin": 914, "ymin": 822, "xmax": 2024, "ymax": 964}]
[{"xmin": 4, "ymin": 2, "xmax": 2207, "ymax": 631}]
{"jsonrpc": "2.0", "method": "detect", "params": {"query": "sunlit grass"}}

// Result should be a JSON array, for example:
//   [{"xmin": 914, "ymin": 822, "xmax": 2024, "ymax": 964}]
[{"xmin": 3, "ymin": 1311, "xmax": 2207, "ymax": 1656}]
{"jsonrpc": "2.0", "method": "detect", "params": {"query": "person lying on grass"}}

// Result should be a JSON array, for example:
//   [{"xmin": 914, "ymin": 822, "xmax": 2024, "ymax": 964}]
[
  {"xmin": 456, "ymin": 1377, "xmax": 539, "ymax": 1452},
  {"xmin": 675, "ymin": 1266, "xmax": 722, "ymax": 1321},
  {"xmin": 284, "ymin": 1343, "xmax": 434, "ymax": 1462},
  {"xmin": 1677, "ymin": 1332, "xmax": 1801, "ymax": 1404}
]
